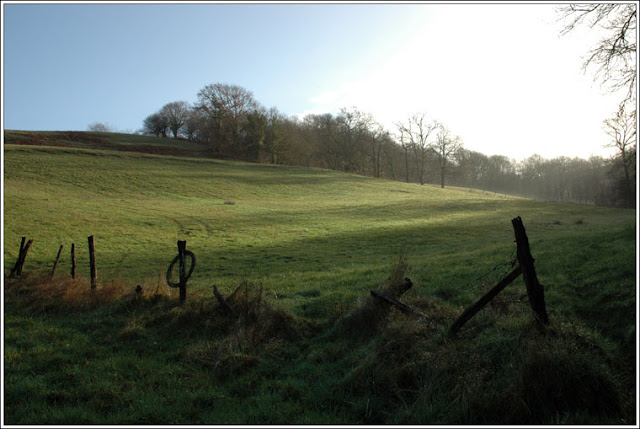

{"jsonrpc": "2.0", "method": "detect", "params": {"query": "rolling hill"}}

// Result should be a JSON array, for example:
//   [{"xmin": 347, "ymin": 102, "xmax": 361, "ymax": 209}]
[{"xmin": 3, "ymin": 131, "xmax": 636, "ymax": 424}]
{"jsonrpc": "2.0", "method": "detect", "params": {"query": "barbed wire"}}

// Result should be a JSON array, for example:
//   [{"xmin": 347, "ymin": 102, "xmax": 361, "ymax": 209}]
[{"xmin": 465, "ymin": 247, "xmax": 518, "ymax": 292}]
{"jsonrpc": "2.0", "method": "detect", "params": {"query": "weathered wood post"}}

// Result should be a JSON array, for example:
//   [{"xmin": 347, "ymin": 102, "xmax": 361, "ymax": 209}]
[
  {"xmin": 213, "ymin": 284, "xmax": 238, "ymax": 318},
  {"xmin": 10, "ymin": 237, "xmax": 26, "ymax": 277},
  {"xmin": 448, "ymin": 266, "xmax": 522, "ymax": 336},
  {"xmin": 165, "ymin": 241, "xmax": 195, "ymax": 305},
  {"xmin": 51, "ymin": 245, "xmax": 64, "ymax": 278},
  {"xmin": 177, "ymin": 240, "xmax": 187, "ymax": 304},
  {"xmin": 511, "ymin": 216, "xmax": 549, "ymax": 324},
  {"xmin": 70, "ymin": 243, "xmax": 76, "ymax": 279},
  {"xmin": 88, "ymin": 235, "xmax": 97, "ymax": 289},
  {"xmin": 16, "ymin": 239, "xmax": 34, "ymax": 277}
]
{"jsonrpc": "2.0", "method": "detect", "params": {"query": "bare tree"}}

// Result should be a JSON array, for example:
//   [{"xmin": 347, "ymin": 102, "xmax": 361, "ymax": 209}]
[
  {"xmin": 333, "ymin": 107, "xmax": 373, "ymax": 173},
  {"xmin": 160, "ymin": 101, "xmax": 190, "ymax": 138},
  {"xmin": 380, "ymin": 134, "xmax": 399, "ymax": 181},
  {"xmin": 368, "ymin": 123, "xmax": 387, "ymax": 178},
  {"xmin": 143, "ymin": 112, "xmax": 169, "ymax": 137},
  {"xmin": 603, "ymin": 109, "xmax": 636, "ymax": 205},
  {"xmin": 182, "ymin": 108, "xmax": 207, "ymax": 141},
  {"xmin": 303, "ymin": 113, "xmax": 339, "ymax": 170},
  {"xmin": 395, "ymin": 127, "xmax": 412, "ymax": 183},
  {"xmin": 263, "ymin": 107, "xmax": 286, "ymax": 164},
  {"xmin": 396, "ymin": 113, "xmax": 439, "ymax": 185},
  {"xmin": 558, "ymin": 4, "xmax": 637, "ymax": 110},
  {"xmin": 196, "ymin": 83, "xmax": 261, "ymax": 154},
  {"xmin": 87, "ymin": 122, "xmax": 113, "ymax": 133},
  {"xmin": 434, "ymin": 126, "xmax": 463, "ymax": 188}
]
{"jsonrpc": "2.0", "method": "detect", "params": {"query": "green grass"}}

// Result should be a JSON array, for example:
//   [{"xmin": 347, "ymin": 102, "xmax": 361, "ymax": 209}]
[
  {"xmin": 3, "ymin": 130, "xmax": 207, "ymax": 156},
  {"xmin": 3, "ymin": 138, "xmax": 636, "ymax": 424}
]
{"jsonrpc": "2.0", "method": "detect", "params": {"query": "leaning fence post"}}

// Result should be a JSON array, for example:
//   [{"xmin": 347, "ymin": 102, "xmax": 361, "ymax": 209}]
[
  {"xmin": 448, "ymin": 266, "xmax": 522, "ymax": 336},
  {"xmin": 88, "ymin": 235, "xmax": 97, "ymax": 289},
  {"xmin": 51, "ymin": 245, "xmax": 64, "ymax": 278},
  {"xmin": 512, "ymin": 216, "xmax": 549, "ymax": 324}
]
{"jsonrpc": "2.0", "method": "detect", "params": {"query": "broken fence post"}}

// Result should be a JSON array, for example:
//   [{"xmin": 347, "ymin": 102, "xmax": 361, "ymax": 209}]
[
  {"xmin": 448, "ymin": 266, "xmax": 522, "ymax": 336},
  {"xmin": 16, "ymin": 239, "xmax": 34, "ymax": 277},
  {"xmin": 370, "ymin": 289, "xmax": 426, "ymax": 318},
  {"xmin": 213, "ymin": 284, "xmax": 238, "ymax": 317},
  {"xmin": 10, "ymin": 237, "xmax": 26, "ymax": 277},
  {"xmin": 511, "ymin": 216, "xmax": 549, "ymax": 324}
]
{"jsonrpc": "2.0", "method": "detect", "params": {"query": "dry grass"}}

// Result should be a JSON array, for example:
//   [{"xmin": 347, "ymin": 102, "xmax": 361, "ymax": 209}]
[
  {"xmin": 336, "ymin": 253, "xmax": 422, "ymax": 336},
  {"xmin": 224, "ymin": 279, "xmax": 309, "ymax": 348},
  {"xmin": 3, "ymin": 274, "xmax": 144, "ymax": 313}
]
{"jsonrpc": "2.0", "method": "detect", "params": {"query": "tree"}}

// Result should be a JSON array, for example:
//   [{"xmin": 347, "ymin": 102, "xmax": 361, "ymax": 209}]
[
  {"xmin": 395, "ymin": 127, "xmax": 413, "ymax": 183},
  {"xmin": 380, "ymin": 133, "xmax": 401, "ymax": 181},
  {"xmin": 434, "ymin": 126, "xmax": 463, "ymax": 188},
  {"xmin": 182, "ymin": 108, "xmax": 207, "ymax": 141},
  {"xmin": 196, "ymin": 83, "xmax": 261, "ymax": 155},
  {"xmin": 453, "ymin": 149, "xmax": 489, "ymax": 189},
  {"xmin": 333, "ymin": 107, "xmax": 373, "ymax": 173},
  {"xmin": 241, "ymin": 109, "xmax": 267, "ymax": 162},
  {"xmin": 368, "ymin": 123, "xmax": 387, "ymax": 178},
  {"xmin": 603, "ymin": 109, "xmax": 636, "ymax": 206},
  {"xmin": 397, "ymin": 113, "xmax": 439, "ymax": 185},
  {"xmin": 87, "ymin": 122, "xmax": 113, "ymax": 132},
  {"xmin": 142, "ymin": 112, "xmax": 169, "ymax": 137},
  {"xmin": 302, "ymin": 113, "xmax": 338, "ymax": 170},
  {"xmin": 558, "ymin": 4, "xmax": 637, "ymax": 110},
  {"xmin": 160, "ymin": 101, "xmax": 190, "ymax": 138},
  {"xmin": 263, "ymin": 107, "xmax": 286, "ymax": 164}
]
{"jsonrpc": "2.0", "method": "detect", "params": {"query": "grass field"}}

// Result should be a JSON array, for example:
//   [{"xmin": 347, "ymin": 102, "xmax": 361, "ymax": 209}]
[{"xmin": 3, "ymin": 135, "xmax": 637, "ymax": 424}]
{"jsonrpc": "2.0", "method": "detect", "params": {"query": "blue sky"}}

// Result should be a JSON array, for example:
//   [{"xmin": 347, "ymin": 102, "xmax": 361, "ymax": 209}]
[{"xmin": 2, "ymin": 2, "xmax": 624, "ymax": 160}]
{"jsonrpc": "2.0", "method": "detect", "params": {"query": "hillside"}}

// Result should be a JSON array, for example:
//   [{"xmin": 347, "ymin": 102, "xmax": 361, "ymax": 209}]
[
  {"xmin": 3, "ymin": 133, "xmax": 637, "ymax": 424},
  {"xmin": 4, "ymin": 130, "xmax": 208, "ymax": 158}
]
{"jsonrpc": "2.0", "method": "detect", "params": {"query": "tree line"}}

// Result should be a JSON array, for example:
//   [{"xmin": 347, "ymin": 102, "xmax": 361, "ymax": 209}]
[{"xmin": 140, "ymin": 81, "xmax": 635, "ymax": 208}]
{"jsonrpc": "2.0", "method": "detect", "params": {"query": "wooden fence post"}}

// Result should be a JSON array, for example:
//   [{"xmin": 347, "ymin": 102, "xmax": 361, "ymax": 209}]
[
  {"xmin": 448, "ymin": 266, "xmax": 522, "ymax": 336},
  {"xmin": 177, "ymin": 240, "xmax": 187, "ymax": 304},
  {"xmin": 88, "ymin": 236, "xmax": 97, "ymax": 289},
  {"xmin": 512, "ymin": 216, "xmax": 549, "ymax": 324},
  {"xmin": 16, "ymin": 239, "xmax": 34, "ymax": 277},
  {"xmin": 213, "ymin": 285, "xmax": 237, "ymax": 317},
  {"xmin": 70, "ymin": 243, "xmax": 76, "ymax": 279},
  {"xmin": 10, "ymin": 237, "xmax": 26, "ymax": 277},
  {"xmin": 51, "ymin": 245, "xmax": 64, "ymax": 278}
]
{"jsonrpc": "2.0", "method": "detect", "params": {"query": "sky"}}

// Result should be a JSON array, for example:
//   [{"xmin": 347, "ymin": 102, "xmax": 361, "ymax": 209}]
[{"xmin": 2, "ymin": 2, "xmax": 628, "ymax": 161}]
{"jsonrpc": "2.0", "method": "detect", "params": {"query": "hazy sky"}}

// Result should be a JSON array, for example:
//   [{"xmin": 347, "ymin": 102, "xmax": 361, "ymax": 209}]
[{"xmin": 2, "ymin": 2, "xmax": 626, "ymax": 160}]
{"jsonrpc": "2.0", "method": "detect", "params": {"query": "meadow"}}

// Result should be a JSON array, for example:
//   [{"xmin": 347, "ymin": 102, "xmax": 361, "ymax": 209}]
[{"xmin": 3, "ymin": 136, "xmax": 637, "ymax": 424}]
